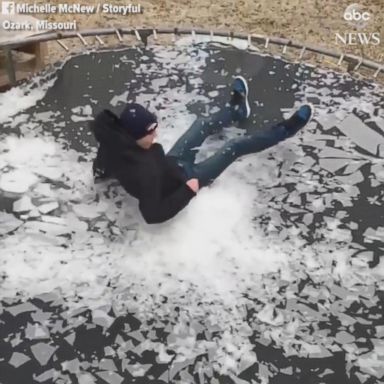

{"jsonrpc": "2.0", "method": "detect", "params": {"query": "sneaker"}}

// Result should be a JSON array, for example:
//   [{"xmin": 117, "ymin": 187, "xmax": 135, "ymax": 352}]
[
  {"xmin": 283, "ymin": 104, "xmax": 314, "ymax": 138},
  {"xmin": 230, "ymin": 76, "xmax": 251, "ymax": 119}
]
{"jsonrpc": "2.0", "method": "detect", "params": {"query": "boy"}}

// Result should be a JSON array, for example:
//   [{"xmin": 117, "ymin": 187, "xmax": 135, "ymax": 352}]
[{"xmin": 90, "ymin": 77, "xmax": 313, "ymax": 224}]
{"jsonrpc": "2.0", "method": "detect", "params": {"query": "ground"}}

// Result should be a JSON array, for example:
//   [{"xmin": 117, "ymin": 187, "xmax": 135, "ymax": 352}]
[{"xmin": 40, "ymin": 0, "xmax": 383, "ymax": 75}]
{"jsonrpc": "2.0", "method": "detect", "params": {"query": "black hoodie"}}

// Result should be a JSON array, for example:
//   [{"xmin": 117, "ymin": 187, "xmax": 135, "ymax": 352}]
[{"xmin": 89, "ymin": 110, "xmax": 196, "ymax": 224}]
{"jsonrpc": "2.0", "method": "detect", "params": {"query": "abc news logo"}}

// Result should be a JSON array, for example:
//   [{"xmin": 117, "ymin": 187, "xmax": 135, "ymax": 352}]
[
  {"xmin": 343, "ymin": 7, "xmax": 370, "ymax": 22},
  {"xmin": 336, "ymin": 5, "xmax": 380, "ymax": 46}
]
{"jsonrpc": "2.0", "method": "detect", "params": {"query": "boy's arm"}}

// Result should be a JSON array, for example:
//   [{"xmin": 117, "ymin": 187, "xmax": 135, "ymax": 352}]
[{"xmin": 137, "ymin": 172, "xmax": 196, "ymax": 224}]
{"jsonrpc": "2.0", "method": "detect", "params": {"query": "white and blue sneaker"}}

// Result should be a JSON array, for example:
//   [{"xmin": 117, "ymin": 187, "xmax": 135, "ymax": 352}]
[
  {"xmin": 283, "ymin": 103, "xmax": 315, "ymax": 138},
  {"xmin": 230, "ymin": 75, "xmax": 251, "ymax": 120}
]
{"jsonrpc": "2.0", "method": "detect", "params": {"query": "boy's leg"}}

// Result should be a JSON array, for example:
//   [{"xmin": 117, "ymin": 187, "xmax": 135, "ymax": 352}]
[
  {"xmin": 166, "ymin": 107, "xmax": 234, "ymax": 163},
  {"xmin": 167, "ymin": 76, "xmax": 251, "ymax": 163},
  {"xmin": 193, "ymin": 105, "xmax": 314, "ymax": 187}
]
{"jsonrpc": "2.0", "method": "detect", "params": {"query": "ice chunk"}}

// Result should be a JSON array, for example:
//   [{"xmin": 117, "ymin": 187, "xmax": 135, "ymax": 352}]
[
  {"xmin": 335, "ymin": 331, "xmax": 355, "ymax": 344},
  {"xmin": 378, "ymin": 143, "xmax": 384, "ymax": 157},
  {"xmin": 319, "ymin": 158, "xmax": 351, "ymax": 173},
  {"xmin": 342, "ymin": 161, "xmax": 367, "ymax": 174},
  {"xmin": 0, "ymin": 212, "xmax": 23, "ymax": 235},
  {"xmin": 71, "ymin": 115, "xmax": 93, "ymax": 122},
  {"xmin": 13, "ymin": 195, "xmax": 35, "ymax": 212},
  {"xmin": 71, "ymin": 105, "xmax": 93, "ymax": 122},
  {"xmin": 335, "ymin": 171, "xmax": 364, "ymax": 185},
  {"xmin": 78, "ymin": 373, "xmax": 97, "ymax": 384},
  {"xmin": 110, "ymin": 91, "xmax": 129, "ymax": 107},
  {"xmin": 376, "ymin": 326, "xmax": 384, "ymax": 338},
  {"xmin": 300, "ymin": 343, "xmax": 322, "ymax": 356},
  {"xmin": 34, "ymin": 166, "xmax": 63, "ymax": 181},
  {"xmin": 364, "ymin": 227, "xmax": 384, "ymax": 242},
  {"xmin": 157, "ymin": 345, "xmax": 174, "ymax": 363},
  {"xmin": 208, "ymin": 91, "xmax": 219, "ymax": 97},
  {"xmin": 61, "ymin": 358, "xmax": 81, "ymax": 374},
  {"xmin": 9, "ymin": 352, "xmax": 31, "ymax": 368},
  {"xmin": 357, "ymin": 352, "xmax": 384, "ymax": 378},
  {"xmin": 65, "ymin": 333, "xmax": 76, "ymax": 346},
  {"xmin": 34, "ymin": 292, "xmax": 59, "ymax": 303},
  {"xmin": 23, "ymin": 221, "xmax": 71, "ymax": 236},
  {"xmin": 31, "ymin": 310, "xmax": 51, "ymax": 324},
  {"xmin": 124, "ymin": 363, "xmax": 151, "ymax": 378},
  {"xmin": 0, "ymin": 169, "xmax": 38, "ymax": 193},
  {"xmin": 37, "ymin": 202, "xmax": 59, "ymax": 214},
  {"xmin": 150, "ymin": 78, "xmax": 169, "ymax": 93},
  {"xmin": 33, "ymin": 183, "xmax": 53, "ymax": 197},
  {"xmin": 21, "ymin": 210, "xmax": 36, "ymax": 221},
  {"xmin": 318, "ymin": 147, "xmax": 355, "ymax": 158},
  {"xmin": 256, "ymin": 304, "xmax": 284, "ymax": 326},
  {"xmin": 92, "ymin": 309, "xmax": 114, "ymax": 328},
  {"xmin": 99, "ymin": 359, "xmax": 117, "ymax": 371},
  {"xmin": 71, "ymin": 105, "xmax": 92, "ymax": 115},
  {"xmin": 35, "ymin": 368, "xmax": 58, "ymax": 383},
  {"xmin": 6, "ymin": 302, "xmax": 38, "ymax": 316},
  {"xmin": 338, "ymin": 115, "xmax": 384, "ymax": 155},
  {"xmin": 96, "ymin": 371, "xmax": 124, "ymax": 384},
  {"xmin": 40, "ymin": 215, "xmax": 66, "ymax": 225},
  {"xmin": 72, "ymin": 203, "xmax": 102, "ymax": 219},
  {"xmin": 30, "ymin": 343, "xmax": 57, "ymax": 366},
  {"xmin": 25, "ymin": 323, "xmax": 50, "ymax": 340}
]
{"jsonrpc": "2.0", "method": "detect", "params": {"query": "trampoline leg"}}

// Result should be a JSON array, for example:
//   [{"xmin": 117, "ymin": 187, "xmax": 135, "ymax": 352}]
[{"xmin": 4, "ymin": 48, "xmax": 16, "ymax": 86}]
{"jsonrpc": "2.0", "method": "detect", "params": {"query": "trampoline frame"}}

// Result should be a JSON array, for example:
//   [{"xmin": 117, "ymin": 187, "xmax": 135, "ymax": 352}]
[{"xmin": 1, "ymin": 27, "xmax": 383, "ymax": 86}]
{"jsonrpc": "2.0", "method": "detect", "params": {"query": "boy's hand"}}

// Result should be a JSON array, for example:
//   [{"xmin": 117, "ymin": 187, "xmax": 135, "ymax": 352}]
[{"xmin": 186, "ymin": 178, "xmax": 199, "ymax": 193}]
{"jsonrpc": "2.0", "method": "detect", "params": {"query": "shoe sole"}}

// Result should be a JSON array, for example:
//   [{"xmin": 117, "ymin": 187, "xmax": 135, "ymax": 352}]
[
  {"xmin": 295, "ymin": 102, "xmax": 316, "ymax": 126},
  {"xmin": 234, "ymin": 75, "xmax": 251, "ymax": 118},
  {"xmin": 306, "ymin": 102, "xmax": 315, "ymax": 124}
]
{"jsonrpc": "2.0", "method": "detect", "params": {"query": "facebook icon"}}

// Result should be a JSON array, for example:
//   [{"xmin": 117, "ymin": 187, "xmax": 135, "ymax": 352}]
[{"xmin": 2, "ymin": 2, "xmax": 15, "ymax": 15}]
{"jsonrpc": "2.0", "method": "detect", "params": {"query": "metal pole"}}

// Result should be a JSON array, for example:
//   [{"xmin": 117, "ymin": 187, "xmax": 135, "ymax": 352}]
[{"xmin": 3, "ymin": 47, "xmax": 16, "ymax": 86}]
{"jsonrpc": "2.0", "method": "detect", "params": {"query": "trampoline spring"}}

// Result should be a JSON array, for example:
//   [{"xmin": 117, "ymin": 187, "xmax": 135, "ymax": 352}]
[
  {"xmin": 337, "ymin": 54, "xmax": 344, "ymax": 66},
  {"xmin": 95, "ymin": 35, "xmax": 105, "ymax": 45},
  {"xmin": 115, "ymin": 28, "xmax": 123, "ymax": 42},
  {"xmin": 56, "ymin": 40, "xmax": 69, "ymax": 51},
  {"xmin": 135, "ymin": 29, "xmax": 141, "ymax": 41},
  {"xmin": 76, "ymin": 32, "xmax": 88, "ymax": 46},
  {"xmin": 247, "ymin": 34, "xmax": 251, "ymax": 47},
  {"xmin": 172, "ymin": 27, "xmax": 179, "ymax": 43},
  {"xmin": 373, "ymin": 66, "xmax": 382, "ymax": 78},
  {"xmin": 282, "ymin": 44, "xmax": 288, "ymax": 54},
  {"xmin": 264, "ymin": 37, "xmax": 269, "ymax": 49},
  {"xmin": 299, "ymin": 46, "xmax": 306, "ymax": 60},
  {"xmin": 153, "ymin": 29, "xmax": 158, "ymax": 40},
  {"xmin": 210, "ymin": 30, "xmax": 214, "ymax": 40},
  {"xmin": 191, "ymin": 30, "xmax": 196, "ymax": 43},
  {"xmin": 354, "ymin": 58, "xmax": 363, "ymax": 71}
]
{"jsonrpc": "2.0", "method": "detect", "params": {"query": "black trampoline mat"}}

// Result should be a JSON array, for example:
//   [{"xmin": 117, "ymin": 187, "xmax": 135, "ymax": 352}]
[{"xmin": 0, "ymin": 42, "xmax": 384, "ymax": 384}]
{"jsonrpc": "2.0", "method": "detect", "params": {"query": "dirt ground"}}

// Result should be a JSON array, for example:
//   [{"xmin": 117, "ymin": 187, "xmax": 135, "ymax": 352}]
[{"xmin": 21, "ymin": 0, "xmax": 384, "ymax": 81}]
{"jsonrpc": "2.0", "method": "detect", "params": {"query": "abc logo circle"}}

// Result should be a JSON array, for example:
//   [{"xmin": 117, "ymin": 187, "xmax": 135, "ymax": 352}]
[
  {"xmin": 343, "ymin": 3, "xmax": 371, "ymax": 28},
  {"xmin": 344, "ymin": 9, "xmax": 370, "ymax": 21}
]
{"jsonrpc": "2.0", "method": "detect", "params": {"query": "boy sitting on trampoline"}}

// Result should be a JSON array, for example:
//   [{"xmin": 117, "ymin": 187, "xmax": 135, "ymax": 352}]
[{"xmin": 90, "ymin": 77, "xmax": 313, "ymax": 224}]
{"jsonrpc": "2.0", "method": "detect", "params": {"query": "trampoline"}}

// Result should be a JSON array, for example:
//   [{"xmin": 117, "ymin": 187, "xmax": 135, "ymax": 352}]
[{"xmin": 0, "ymin": 29, "xmax": 384, "ymax": 384}]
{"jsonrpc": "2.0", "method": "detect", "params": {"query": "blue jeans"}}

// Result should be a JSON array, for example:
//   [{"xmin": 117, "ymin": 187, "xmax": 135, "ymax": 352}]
[{"xmin": 166, "ymin": 106, "xmax": 290, "ymax": 188}]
